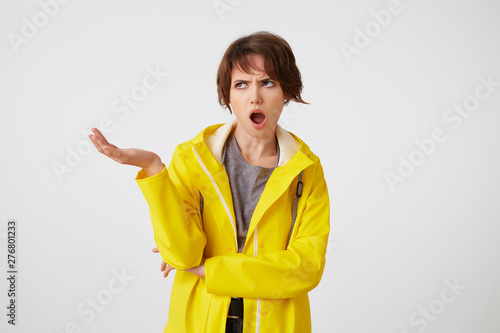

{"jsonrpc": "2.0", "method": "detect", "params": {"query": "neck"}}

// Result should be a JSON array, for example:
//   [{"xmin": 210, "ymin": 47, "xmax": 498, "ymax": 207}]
[{"xmin": 233, "ymin": 124, "xmax": 278, "ymax": 166}]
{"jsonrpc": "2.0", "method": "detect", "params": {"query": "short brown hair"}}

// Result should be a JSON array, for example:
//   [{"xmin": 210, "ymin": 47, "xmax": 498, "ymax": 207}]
[{"xmin": 216, "ymin": 31, "xmax": 308, "ymax": 113}]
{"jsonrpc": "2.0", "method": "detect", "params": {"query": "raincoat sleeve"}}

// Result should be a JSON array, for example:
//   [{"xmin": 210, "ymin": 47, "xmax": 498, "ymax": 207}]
[
  {"xmin": 204, "ymin": 160, "xmax": 330, "ymax": 299},
  {"xmin": 135, "ymin": 146, "xmax": 206, "ymax": 270}
]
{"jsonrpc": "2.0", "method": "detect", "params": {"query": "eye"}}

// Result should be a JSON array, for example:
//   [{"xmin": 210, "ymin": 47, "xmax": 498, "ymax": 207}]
[
  {"xmin": 263, "ymin": 80, "xmax": 275, "ymax": 87},
  {"xmin": 235, "ymin": 82, "xmax": 247, "ymax": 89}
]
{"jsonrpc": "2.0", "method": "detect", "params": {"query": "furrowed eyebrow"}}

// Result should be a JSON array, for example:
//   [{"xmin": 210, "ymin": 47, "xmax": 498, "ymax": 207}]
[{"xmin": 232, "ymin": 78, "xmax": 274, "ymax": 84}]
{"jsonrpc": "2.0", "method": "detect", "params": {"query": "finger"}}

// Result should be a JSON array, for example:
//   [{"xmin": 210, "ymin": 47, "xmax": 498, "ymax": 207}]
[
  {"xmin": 161, "ymin": 260, "xmax": 167, "ymax": 272},
  {"xmin": 90, "ymin": 128, "xmax": 113, "ymax": 147},
  {"xmin": 92, "ymin": 139, "xmax": 124, "ymax": 164},
  {"xmin": 88, "ymin": 129, "xmax": 105, "ymax": 148},
  {"xmin": 89, "ymin": 129, "xmax": 120, "ymax": 158},
  {"xmin": 104, "ymin": 145, "xmax": 123, "ymax": 159},
  {"xmin": 164, "ymin": 265, "xmax": 176, "ymax": 278},
  {"xmin": 89, "ymin": 132, "xmax": 112, "ymax": 156},
  {"xmin": 152, "ymin": 247, "xmax": 159, "ymax": 253},
  {"xmin": 163, "ymin": 265, "xmax": 171, "ymax": 277},
  {"xmin": 88, "ymin": 133, "xmax": 106, "ymax": 154}
]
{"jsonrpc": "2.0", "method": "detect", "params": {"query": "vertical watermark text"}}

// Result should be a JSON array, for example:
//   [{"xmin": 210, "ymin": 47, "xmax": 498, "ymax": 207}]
[{"xmin": 6, "ymin": 219, "xmax": 18, "ymax": 325}]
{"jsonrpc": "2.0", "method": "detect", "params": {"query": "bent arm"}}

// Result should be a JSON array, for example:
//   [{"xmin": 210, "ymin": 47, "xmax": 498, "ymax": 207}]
[
  {"xmin": 205, "ymin": 162, "xmax": 330, "ymax": 299},
  {"xmin": 136, "ymin": 147, "xmax": 206, "ymax": 270}
]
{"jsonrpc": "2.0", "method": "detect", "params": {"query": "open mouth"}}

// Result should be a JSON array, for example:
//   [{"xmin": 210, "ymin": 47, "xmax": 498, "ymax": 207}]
[{"xmin": 250, "ymin": 111, "xmax": 266, "ymax": 124}]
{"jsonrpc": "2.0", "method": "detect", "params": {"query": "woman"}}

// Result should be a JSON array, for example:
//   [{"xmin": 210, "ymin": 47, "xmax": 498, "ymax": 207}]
[{"xmin": 89, "ymin": 31, "xmax": 330, "ymax": 333}]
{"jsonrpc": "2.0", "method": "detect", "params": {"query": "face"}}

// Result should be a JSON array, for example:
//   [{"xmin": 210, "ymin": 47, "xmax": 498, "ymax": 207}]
[{"xmin": 229, "ymin": 54, "xmax": 286, "ymax": 140}]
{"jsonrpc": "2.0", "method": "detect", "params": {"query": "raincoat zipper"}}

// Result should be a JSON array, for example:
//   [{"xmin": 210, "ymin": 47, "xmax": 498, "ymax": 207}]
[
  {"xmin": 193, "ymin": 145, "xmax": 262, "ymax": 332},
  {"xmin": 191, "ymin": 147, "xmax": 239, "ymax": 254}
]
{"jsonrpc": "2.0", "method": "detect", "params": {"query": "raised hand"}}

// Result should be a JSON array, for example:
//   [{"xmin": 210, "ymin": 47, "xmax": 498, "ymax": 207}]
[{"xmin": 88, "ymin": 128, "xmax": 164, "ymax": 177}]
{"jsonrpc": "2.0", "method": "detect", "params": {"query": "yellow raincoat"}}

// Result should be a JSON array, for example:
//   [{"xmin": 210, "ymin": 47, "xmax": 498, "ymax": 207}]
[{"xmin": 135, "ymin": 119, "xmax": 330, "ymax": 332}]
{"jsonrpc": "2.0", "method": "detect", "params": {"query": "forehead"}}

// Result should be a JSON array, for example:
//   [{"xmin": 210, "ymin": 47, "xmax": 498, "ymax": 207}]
[{"xmin": 231, "ymin": 54, "xmax": 269, "ymax": 78}]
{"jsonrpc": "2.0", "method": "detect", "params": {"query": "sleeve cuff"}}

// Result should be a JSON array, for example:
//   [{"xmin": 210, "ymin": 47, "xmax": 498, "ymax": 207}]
[
  {"xmin": 204, "ymin": 257, "xmax": 215, "ymax": 293},
  {"xmin": 134, "ymin": 163, "xmax": 168, "ymax": 187}
]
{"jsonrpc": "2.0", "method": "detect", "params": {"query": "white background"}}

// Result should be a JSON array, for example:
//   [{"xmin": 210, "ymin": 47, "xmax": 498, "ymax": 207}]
[{"xmin": 1, "ymin": 0, "xmax": 499, "ymax": 332}]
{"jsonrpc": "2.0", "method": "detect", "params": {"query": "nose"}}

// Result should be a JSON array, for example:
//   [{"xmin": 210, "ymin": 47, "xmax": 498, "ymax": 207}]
[{"xmin": 250, "ymin": 84, "xmax": 262, "ymax": 104}]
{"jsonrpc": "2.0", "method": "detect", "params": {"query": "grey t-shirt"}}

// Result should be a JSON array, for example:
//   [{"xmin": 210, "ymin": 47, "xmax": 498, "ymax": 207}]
[{"xmin": 223, "ymin": 131, "xmax": 279, "ymax": 253}]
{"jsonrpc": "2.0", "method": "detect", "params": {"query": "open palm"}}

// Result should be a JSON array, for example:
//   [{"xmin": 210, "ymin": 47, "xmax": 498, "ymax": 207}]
[{"xmin": 88, "ymin": 127, "xmax": 163, "ymax": 175}]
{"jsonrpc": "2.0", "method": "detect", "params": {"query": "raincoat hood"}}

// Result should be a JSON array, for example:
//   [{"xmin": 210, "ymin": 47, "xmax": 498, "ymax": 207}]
[{"xmin": 194, "ymin": 118, "xmax": 313, "ymax": 166}]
